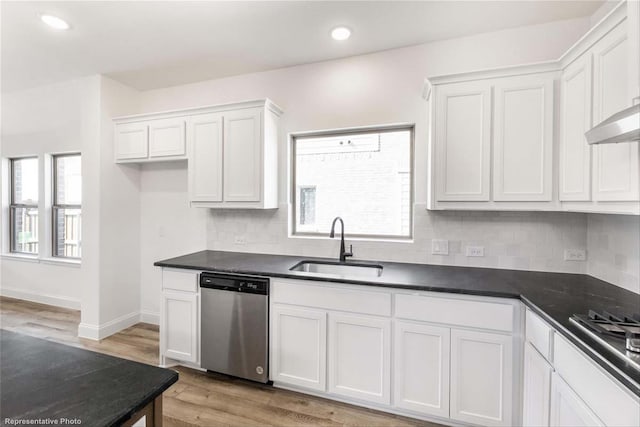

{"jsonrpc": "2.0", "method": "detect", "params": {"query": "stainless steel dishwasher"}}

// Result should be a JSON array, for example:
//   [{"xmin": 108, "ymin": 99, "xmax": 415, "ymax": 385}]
[{"xmin": 200, "ymin": 272, "xmax": 269, "ymax": 383}]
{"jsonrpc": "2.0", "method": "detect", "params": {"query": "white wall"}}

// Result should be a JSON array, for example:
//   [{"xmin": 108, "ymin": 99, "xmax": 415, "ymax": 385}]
[
  {"xmin": 587, "ymin": 214, "xmax": 640, "ymax": 294},
  {"xmin": 136, "ymin": 17, "xmax": 596, "ymax": 316},
  {"xmin": 139, "ymin": 161, "xmax": 208, "ymax": 323},
  {"xmin": 0, "ymin": 77, "xmax": 96, "ymax": 308},
  {"xmin": 79, "ymin": 75, "xmax": 143, "ymax": 338}
]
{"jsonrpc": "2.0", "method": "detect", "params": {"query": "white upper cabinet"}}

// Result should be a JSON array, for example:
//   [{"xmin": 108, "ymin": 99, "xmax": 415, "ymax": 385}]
[
  {"xmin": 425, "ymin": 2, "xmax": 638, "ymax": 214},
  {"xmin": 187, "ymin": 113, "xmax": 223, "ymax": 203},
  {"xmin": 591, "ymin": 21, "xmax": 639, "ymax": 202},
  {"xmin": 560, "ymin": 55, "xmax": 592, "ymax": 201},
  {"xmin": 148, "ymin": 117, "xmax": 186, "ymax": 158},
  {"xmin": 114, "ymin": 99, "xmax": 282, "ymax": 209},
  {"xmin": 493, "ymin": 75, "xmax": 554, "ymax": 202},
  {"xmin": 434, "ymin": 81, "xmax": 491, "ymax": 201},
  {"xmin": 223, "ymin": 108, "xmax": 263, "ymax": 202},
  {"xmin": 115, "ymin": 122, "xmax": 149, "ymax": 161},
  {"xmin": 115, "ymin": 118, "xmax": 186, "ymax": 162}
]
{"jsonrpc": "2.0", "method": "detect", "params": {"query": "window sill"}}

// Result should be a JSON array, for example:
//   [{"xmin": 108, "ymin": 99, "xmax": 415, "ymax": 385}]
[
  {"xmin": 1, "ymin": 253, "xmax": 39, "ymax": 263},
  {"xmin": 40, "ymin": 257, "xmax": 81, "ymax": 267},
  {"xmin": 1, "ymin": 254, "xmax": 81, "ymax": 268}
]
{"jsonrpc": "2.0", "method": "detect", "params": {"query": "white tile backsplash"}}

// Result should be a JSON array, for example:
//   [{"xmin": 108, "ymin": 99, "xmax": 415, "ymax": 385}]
[
  {"xmin": 207, "ymin": 205, "xmax": 588, "ymax": 275},
  {"xmin": 587, "ymin": 214, "xmax": 640, "ymax": 294}
]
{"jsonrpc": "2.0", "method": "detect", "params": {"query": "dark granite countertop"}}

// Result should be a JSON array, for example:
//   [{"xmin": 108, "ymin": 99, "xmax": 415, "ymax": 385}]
[
  {"xmin": 0, "ymin": 330, "xmax": 178, "ymax": 426},
  {"xmin": 155, "ymin": 250, "xmax": 640, "ymax": 397}
]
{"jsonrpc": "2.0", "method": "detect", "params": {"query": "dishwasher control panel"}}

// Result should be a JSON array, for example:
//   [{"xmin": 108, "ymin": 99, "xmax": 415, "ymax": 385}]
[{"xmin": 200, "ymin": 272, "xmax": 269, "ymax": 295}]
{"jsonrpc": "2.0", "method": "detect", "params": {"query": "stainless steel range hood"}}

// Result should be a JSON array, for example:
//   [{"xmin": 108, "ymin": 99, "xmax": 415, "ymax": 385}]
[{"xmin": 585, "ymin": 102, "xmax": 640, "ymax": 145}]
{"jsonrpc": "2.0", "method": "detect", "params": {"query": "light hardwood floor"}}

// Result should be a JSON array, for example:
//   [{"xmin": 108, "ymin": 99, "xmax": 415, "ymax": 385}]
[{"xmin": 0, "ymin": 296, "xmax": 442, "ymax": 427}]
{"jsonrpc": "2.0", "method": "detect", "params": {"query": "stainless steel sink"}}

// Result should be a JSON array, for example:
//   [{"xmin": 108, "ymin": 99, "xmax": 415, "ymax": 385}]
[{"xmin": 289, "ymin": 260, "xmax": 383, "ymax": 279}]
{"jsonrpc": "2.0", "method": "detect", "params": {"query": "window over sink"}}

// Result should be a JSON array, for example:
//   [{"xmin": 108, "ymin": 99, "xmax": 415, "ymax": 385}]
[{"xmin": 291, "ymin": 125, "xmax": 413, "ymax": 239}]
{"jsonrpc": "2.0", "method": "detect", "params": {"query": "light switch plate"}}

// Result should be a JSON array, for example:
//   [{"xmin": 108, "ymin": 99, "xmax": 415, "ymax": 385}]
[
  {"xmin": 564, "ymin": 249, "xmax": 587, "ymax": 261},
  {"xmin": 432, "ymin": 239, "xmax": 449, "ymax": 255}
]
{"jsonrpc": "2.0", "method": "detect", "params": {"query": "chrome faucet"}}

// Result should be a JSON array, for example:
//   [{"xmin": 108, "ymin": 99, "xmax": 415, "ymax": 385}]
[{"xmin": 329, "ymin": 216, "xmax": 353, "ymax": 262}]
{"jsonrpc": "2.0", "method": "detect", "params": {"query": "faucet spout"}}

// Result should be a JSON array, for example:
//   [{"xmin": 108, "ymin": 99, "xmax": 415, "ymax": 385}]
[{"xmin": 329, "ymin": 217, "xmax": 353, "ymax": 262}]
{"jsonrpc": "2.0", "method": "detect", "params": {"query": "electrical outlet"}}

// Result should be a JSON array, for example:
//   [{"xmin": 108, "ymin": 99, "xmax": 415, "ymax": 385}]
[
  {"xmin": 564, "ymin": 249, "xmax": 587, "ymax": 261},
  {"xmin": 432, "ymin": 239, "xmax": 449, "ymax": 255},
  {"xmin": 466, "ymin": 246, "xmax": 485, "ymax": 257},
  {"xmin": 234, "ymin": 236, "xmax": 247, "ymax": 245}
]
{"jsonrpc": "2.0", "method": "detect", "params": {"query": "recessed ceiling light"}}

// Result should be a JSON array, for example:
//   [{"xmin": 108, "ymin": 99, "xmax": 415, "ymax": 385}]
[
  {"xmin": 40, "ymin": 14, "xmax": 70, "ymax": 30},
  {"xmin": 331, "ymin": 26, "xmax": 351, "ymax": 41}
]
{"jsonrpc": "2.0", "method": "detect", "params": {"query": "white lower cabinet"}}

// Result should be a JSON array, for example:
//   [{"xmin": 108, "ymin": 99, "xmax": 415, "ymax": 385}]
[
  {"xmin": 328, "ymin": 313, "xmax": 391, "ymax": 405},
  {"xmin": 160, "ymin": 290, "xmax": 198, "ymax": 364},
  {"xmin": 450, "ymin": 328, "xmax": 514, "ymax": 427},
  {"xmin": 550, "ymin": 372, "xmax": 604, "ymax": 427},
  {"xmin": 393, "ymin": 321, "xmax": 450, "ymax": 418},
  {"xmin": 522, "ymin": 342, "xmax": 552, "ymax": 427},
  {"xmin": 271, "ymin": 305, "xmax": 327, "ymax": 391},
  {"xmin": 269, "ymin": 279, "xmax": 521, "ymax": 426}
]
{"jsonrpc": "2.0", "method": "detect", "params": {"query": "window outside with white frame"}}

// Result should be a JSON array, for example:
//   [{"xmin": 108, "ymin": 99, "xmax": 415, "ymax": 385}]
[
  {"xmin": 53, "ymin": 154, "xmax": 82, "ymax": 258},
  {"xmin": 293, "ymin": 127, "xmax": 412, "ymax": 238},
  {"xmin": 10, "ymin": 157, "xmax": 39, "ymax": 254}
]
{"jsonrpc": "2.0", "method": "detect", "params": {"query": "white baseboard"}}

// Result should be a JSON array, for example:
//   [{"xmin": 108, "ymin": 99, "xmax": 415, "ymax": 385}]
[
  {"xmin": 78, "ymin": 311, "xmax": 141, "ymax": 341},
  {"xmin": 0, "ymin": 287, "xmax": 81, "ymax": 310},
  {"xmin": 140, "ymin": 310, "xmax": 160, "ymax": 325}
]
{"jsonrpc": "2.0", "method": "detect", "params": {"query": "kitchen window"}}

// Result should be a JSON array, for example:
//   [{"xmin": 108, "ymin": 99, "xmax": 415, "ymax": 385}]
[
  {"xmin": 52, "ymin": 154, "xmax": 82, "ymax": 259},
  {"xmin": 9, "ymin": 157, "xmax": 39, "ymax": 254},
  {"xmin": 292, "ymin": 126, "xmax": 413, "ymax": 239}
]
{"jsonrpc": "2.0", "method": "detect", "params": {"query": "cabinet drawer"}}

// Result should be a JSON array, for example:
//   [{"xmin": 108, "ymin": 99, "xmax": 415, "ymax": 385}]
[
  {"xmin": 526, "ymin": 309, "xmax": 553, "ymax": 360},
  {"xmin": 271, "ymin": 280, "xmax": 391, "ymax": 317},
  {"xmin": 162, "ymin": 268, "xmax": 198, "ymax": 292},
  {"xmin": 553, "ymin": 334, "xmax": 640, "ymax": 427},
  {"xmin": 395, "ymin": 293, "xmax": 514, "ymax": 332}
]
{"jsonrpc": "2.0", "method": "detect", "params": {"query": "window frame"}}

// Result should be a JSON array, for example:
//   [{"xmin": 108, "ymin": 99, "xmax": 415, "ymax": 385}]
[
  {"xmin": 52, "ymin": 153, "xmax": 82, "ymax": 259},
  {"xmin": 290, "ymin": 124, "xmax": 415, "ymax": 240},
  {"xmin": 9, "ymin": 157, "xmax": 40, "ymax": 255}
]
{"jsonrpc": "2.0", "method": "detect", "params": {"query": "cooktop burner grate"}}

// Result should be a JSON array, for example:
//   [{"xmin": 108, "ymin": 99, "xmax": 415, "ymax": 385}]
[{"xmin": 572, "ymin": 310, "xmax": 640, "ymax": 338}]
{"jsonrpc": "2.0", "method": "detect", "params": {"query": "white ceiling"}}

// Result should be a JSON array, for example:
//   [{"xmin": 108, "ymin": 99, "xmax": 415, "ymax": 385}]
[{"xmin": 1, "ymin": 1, "xmax": 604, "ymax": 93}]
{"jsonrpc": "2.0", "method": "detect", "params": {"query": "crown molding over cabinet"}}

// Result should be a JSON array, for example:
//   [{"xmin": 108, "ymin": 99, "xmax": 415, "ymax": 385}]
[{"xmin": 424, "ymin": 1, "xmax": 639, "ymax": 214}]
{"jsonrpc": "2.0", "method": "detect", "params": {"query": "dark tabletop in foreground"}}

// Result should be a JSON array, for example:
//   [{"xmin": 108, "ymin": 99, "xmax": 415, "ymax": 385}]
[
  {"xmin": 156, "ymin": 249, "xmax": 640, "ymax": 396},
  {"xmin": 0, "ymin": 330, "xmax": 178, "ymax": 427}
]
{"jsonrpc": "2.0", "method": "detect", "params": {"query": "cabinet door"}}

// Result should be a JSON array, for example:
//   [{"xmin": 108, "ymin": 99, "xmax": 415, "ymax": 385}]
[
  {"xmin": 523, "ymin": 342, "xmax": 552, "ymax": 427},
  {"xmin": 223, "ymin": 108, "xmax": 263, "ymax": 202},
  {"xmin": 393, "ymin": 321, "xmax": 450, "ymax": 418},
  {"xmin": 328, "ymin": 313, "xmax": 391, "ymax": 404},
  {"xmin": 550, "ymin": 372, "xmax": 604, "ymax": 427},
  {"xmin": 188, "ymin": 113, "xmax": 223, "ymax": 203},
  {"xmin": 450, "ymin": 329, "xmax": 514, "ymax": 426},
  {"xmin": 271, "ymin": 305, "xmax": 327, "ymax": 391},
  {"xmin": 493, "ymin": 75, "xmax": 554, "ymax": 201},
  {"xmin": 161, "ymin": 291, "xmax": 198, "ymax": 363},
  {"xmin": 560, "ymin": 56, "xmax": 592, "ymax": 201},
  {"xmin": 434, "ymin": 81, "xmax": 491, "ymax": 201},
  {"xmin": 592, "ymin": 21, "xmax": 639, "ymax": 202},
  {"xmin": 148, "ymin": 117, "xmax": 186, "ymax": 158},
  {"xmin": 115, "ymin": 122, "xmax": 148, "ymax": 160}
]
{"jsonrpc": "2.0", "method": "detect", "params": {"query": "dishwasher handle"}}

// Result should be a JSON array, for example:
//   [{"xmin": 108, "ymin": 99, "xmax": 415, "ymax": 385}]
[{"xmin": 200, "ymin": 273, "xmax": 269, "ymax": 295}]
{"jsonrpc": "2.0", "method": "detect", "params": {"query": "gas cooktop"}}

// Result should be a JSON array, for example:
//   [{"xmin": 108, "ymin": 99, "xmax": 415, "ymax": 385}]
[{"xmin": 570, "ymin": 310, "xmax": 640, "ymax": 371}]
